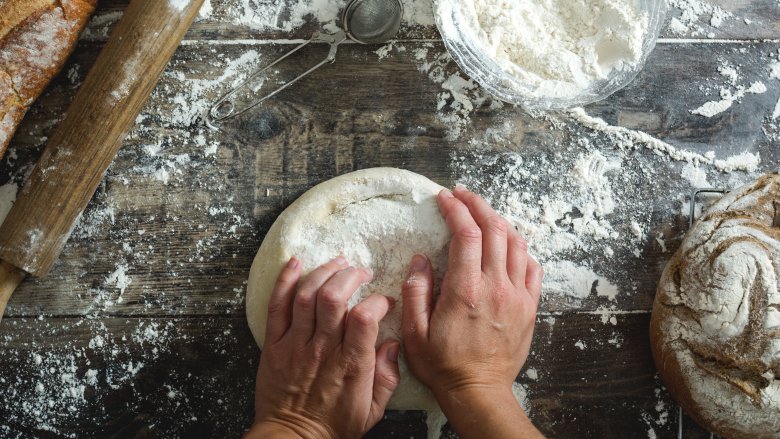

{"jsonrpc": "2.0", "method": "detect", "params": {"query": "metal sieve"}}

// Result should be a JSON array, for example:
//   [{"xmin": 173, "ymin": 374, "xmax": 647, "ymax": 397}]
[
  {"xmin": 344, "ymin": 0, "xmax": 403, "ymax": 44},
  {"xmin": 206, "ymin": 0, "xmax": 403, "ymax": 125}
]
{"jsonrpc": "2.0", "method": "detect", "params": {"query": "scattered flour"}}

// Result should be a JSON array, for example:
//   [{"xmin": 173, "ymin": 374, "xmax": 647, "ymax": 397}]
[
  {"xmin": 568, "ymin": 108, "xmax": 761, "ymax": 173},
  {"xmin": 680, "ymin": 162, "xmax": 709, "ymax": 187},
  {"xmin": 105, "ymin": 264, "xmax": 132, "ymax": 302},
  {"xmin": 691, "ymin": 81, "xmax": 767, "ymax": 118},
  {"xmin": 667, "ymin": 0, "xmax": 733, "ymax": 37}
]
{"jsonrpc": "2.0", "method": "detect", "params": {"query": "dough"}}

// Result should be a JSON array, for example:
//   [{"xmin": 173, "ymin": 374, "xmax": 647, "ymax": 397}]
[
  {"xmin": 247, "ymin": 168, "xmax": 451, "ymax": 410},
  {"xmin": 650, "ymin": 174, "xmax": 780, "ymax": 439}
]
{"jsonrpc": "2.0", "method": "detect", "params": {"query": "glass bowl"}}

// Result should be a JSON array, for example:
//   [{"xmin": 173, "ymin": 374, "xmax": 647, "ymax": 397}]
[{"xmin": 433, "ymin": 0, "xmax": 668, "ymax": 110}]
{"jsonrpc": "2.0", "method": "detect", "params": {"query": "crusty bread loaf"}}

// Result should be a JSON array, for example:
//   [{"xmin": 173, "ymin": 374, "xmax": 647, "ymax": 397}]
[
  {"xmin": 651, "ymin": 173, "xmax": 780, "ymax": 439},
  {"xmin": 0, "ymin": 0, "xmax": 96, "ymax": 158}
]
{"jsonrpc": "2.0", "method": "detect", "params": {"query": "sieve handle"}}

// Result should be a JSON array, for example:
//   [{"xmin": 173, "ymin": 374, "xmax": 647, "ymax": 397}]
[{"xmin": 206, "ymin": 31, "xmax": 347, "ymax": 125}]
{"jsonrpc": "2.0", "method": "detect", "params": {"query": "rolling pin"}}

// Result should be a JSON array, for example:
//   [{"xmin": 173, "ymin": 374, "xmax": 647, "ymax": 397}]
[{"xmin": 0, "ymin": 0, "xmax": 205, "ymax": 321}]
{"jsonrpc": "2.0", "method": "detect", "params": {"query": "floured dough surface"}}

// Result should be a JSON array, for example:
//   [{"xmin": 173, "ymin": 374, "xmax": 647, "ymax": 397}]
[
  {"xmin": 651, "ymin": 174, "xmax": 780, "ymax": 439},
  {"xmin": 247, "ymin": 168, "xmax": 451, "ymax": 410}
]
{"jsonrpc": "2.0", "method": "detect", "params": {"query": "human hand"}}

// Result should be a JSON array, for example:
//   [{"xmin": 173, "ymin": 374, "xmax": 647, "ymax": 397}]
[
  {"xmin": 247, "ymin": 257, "xmax": 401, "ymax": 439},
  {"xmin": 402, "ymin": 186, "xmax": 543, "ymax": 401}
]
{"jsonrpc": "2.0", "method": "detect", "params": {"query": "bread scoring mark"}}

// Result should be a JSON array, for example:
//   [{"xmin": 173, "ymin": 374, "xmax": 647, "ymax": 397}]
[
  {"xmin": 653, "ymin": 173, "xmax": 780, "ymax": 437},
  {"xmin": 331, "ymin": 192, "xmax": 410, "ymax": 215}
]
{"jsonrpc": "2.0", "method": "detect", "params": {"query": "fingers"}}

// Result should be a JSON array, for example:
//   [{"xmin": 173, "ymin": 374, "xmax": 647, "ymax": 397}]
[
  {"xmin": 315, "ymin": 267, "xmax": 373, "ymax": 345},
  {"xmin": 265, "ymin": 256, "xmax": 303, "ymax": 344},
  {"xmin": 402, "ymin": 254, "xmax": 433, "ymax": 343},
  {"xmin": 525, "ymin": 256, "xmax": 544, "ymax": 304},
  {"xmin": 343, "ymin": 294, "xmax": 392, "ymax": 358},
  {"xmin": 290, "ymin": 257, "xmax": 349, "ymax": 343},
  {"xmin": 452, "ymin": 186, "xmax": 507, "ymax": 275},
  {"xmin": 368, "ymin": 341, "xmax": 401, "ymax": 425},
  {"xmin": 506, "ymin": 228, "xmax": 530, "ymax": 287},
  {"xmin": 437, "ymin": 189, "xmax": 482, "ymax": 281}
]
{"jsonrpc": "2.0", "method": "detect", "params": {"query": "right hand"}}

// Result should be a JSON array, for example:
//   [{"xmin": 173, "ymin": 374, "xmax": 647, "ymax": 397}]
[{"xmin": 401, "ymin": 186, "xmax": 543, "ymax": 399}]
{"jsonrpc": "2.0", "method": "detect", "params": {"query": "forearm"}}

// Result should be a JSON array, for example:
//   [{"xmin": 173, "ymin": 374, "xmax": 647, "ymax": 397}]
[{"xmin": 435, "ymin": 385, "xmax": 544, "ymax": 439}]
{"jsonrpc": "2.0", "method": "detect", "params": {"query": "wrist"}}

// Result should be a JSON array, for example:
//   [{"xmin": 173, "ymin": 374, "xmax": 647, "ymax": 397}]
[
  {"xmin": 432, "ymin": 378, "xmax": 514, "ymax": 406},
  {"xmin": 245, "ymin": 420, "xmax": 303, "ymax": 439},
  {"xmin": 246, "ymin": 416, "xmax": 334, "ymax": 439},
  {"xmin": 433, "ymin": 382, "xmax": 522, "ymax": 417},
  {"xmin": 433, "ymin": 383, "xmax": 541, "ymax": 438}
]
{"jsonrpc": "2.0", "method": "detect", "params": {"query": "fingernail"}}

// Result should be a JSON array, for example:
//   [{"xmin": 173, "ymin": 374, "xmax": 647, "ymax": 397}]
[
  {"xmin": 387, "ymin": 342, "xmax": 400, "ymax": 362},
  {"xmin": 410, "ymin": 254, "xmax": 428, "ymax": 273},
  {"xmin": 440, "ymin": 189, "xmax": 454, "ymax": 198},
  {"xmin": 453, "ymin": 184, "xmax": 467, "ymax": 192},
  {"xmin": 362, "ymin": 267, "xmax": 374, "ymax": 279},
  {"xmin": 334, "ymin": 256, "xmax": 347, "ymax": 266},
  {"xmin": 287, "ymin": 256, "xmax": 299, "ymax": 269}
]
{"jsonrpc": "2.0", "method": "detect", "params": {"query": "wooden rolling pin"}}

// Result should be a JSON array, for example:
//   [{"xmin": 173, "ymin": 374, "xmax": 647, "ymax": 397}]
[{"xmin": 0, "ymin": 0, "xmax": 205, "ymax": 321}]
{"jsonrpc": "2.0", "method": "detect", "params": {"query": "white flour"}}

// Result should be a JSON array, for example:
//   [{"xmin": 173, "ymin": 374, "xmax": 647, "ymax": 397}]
[
  {"xmin": 667, "ymin": 0, "xmax": 732, "ymax": 36},
  {"xmin": 691, "ymin": 81, "xmax": 767, "ymax": 118},
  {"xmin": 654, "ymin": 176, "xmax": 780, "ymax": 435},
  {"xmin": 448, "ymin": 0, "xmax": 649, "ymax": 99}
]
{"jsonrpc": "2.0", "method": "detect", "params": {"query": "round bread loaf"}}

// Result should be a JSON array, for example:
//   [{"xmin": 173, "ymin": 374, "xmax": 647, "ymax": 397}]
[
  {"xmin": 0, "ymin": 0, "xmax": 96, "ymax": 158},
  {"xmin": 651, "ymin": 173, "xmax": 780, "ymax": 439}
]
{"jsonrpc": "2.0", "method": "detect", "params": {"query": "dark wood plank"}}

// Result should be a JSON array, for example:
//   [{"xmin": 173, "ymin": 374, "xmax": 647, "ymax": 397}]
[
  {"xmin": 1, "ymin": 3, "xmax": 777, "ymax": 437},
  {"xmin": 0, "ymin": 313, "xmax": 713, "ymax": 438},
  {"xmin": 2, "ymin": 40, "xmax": 778, "ymax": 317}
]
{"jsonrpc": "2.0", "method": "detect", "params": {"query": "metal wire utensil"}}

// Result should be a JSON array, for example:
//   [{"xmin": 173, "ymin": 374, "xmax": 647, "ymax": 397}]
[
  {"xmin": 206, "ymin": 0, "xmax": 403, "ymax": 126},
  {"xmin": 688, "ymin": 188, "xmax": 729, "ymax": 228}
]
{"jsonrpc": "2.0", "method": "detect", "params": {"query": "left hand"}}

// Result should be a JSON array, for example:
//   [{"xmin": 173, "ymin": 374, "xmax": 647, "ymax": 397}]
[{"xmin": 246, "ymin": 256, "xmax": 401, "ymax": 439}]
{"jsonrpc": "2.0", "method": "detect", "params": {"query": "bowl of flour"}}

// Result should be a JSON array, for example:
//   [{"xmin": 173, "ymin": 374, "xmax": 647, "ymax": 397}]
[{"xmin": 434, "ymin": 0, "xmax": 667, "ymax": 110}]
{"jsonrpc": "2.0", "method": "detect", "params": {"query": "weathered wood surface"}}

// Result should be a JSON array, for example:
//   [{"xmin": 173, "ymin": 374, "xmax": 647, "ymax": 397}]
[{"xmin": 1, "ymin": 0, "xmax": 779, "ymax": 437}]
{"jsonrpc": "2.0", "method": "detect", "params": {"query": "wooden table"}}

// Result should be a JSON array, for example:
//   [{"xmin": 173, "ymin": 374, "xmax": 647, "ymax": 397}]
[{"xmin": 1, "ymin": 1, "xmax": 778, "ymax": 437}]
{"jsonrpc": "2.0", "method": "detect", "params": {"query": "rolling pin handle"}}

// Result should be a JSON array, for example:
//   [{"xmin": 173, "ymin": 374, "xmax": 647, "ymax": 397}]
[{"xmin": 0, "ymin": 260, "xmax": 27, "ymax": 324}]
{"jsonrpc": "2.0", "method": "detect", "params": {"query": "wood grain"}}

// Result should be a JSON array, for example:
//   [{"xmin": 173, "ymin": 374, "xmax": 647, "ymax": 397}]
[
  {"xmin": 2, "ymin": 41, "xmax": 777, "ymax": 317},
  {"xmin": 0, "ymin": 313, "xmax": 691, "ymax": 438},
  {"xmin": 0, "ymin": 0, "xmax": 204, "ymax": 277},
  {"xmin": 0, "ymin": 260, "xmax": 26, "ymax": 322},
  {"xmin": 1, "ymin": 1, "xmax": 778, "ymax": 437}
]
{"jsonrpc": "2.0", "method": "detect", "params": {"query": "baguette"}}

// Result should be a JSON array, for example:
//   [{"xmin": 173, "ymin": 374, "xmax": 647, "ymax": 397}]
[{"xmin": 0, "ymin": 0, "xmax": 96, "ymax": 158}]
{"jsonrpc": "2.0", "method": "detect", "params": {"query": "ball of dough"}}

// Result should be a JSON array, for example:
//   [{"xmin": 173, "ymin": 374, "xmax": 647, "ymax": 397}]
[
  {"xmin": 651, "ymin": 174, "xmax": 780, "ymax": 439},
  {"xmin": 247, "ymin": 168, "xmax": 451, "ymax": 410}
]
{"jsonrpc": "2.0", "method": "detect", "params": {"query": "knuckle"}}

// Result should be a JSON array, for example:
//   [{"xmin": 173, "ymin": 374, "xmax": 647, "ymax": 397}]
[
  {"xmin": 456, "ymin": 225, "xmax": 482, "ymax": 241},
  {"xmin": 293, "ymin": 291, "xmax": 315, "ymax": 309},
  {"xmin": 491, "ymin": 285, "xmax": 510, "ymax": 304},
  {"xmin": 459, "ymin": 292, "xmax": 480, "ymax": 310},
  {"xmin": 461, "ymin": 190, "xmax": 479, "ymax": 202},
  {"xmin": 515, "ymin": 234, "xmax": 529, "ymax": 249},
  {"xmin": 276, "ymin": 271, "xmax": 295, "ymax": 285},
  {"xmin": 403, "ymin": 275, "xmax": 428, "ymax": 294},
  {"xmin": 377, "ymin": 369, "xmax": 400, "ymax": 389},
  {"xmin": 341, "ymin": 358, "xmax": 367, "ymax": 379},
  {"xmin": 349, "ymin": 307, "xmax": 377, "ymax": 328},
  {"xmin": 267, "ymin": 300, "xmax": 286, "ymax": 316},
  {"xmin": 318, "ymin": 286, "xmax": 345, "ymax": 309},
  {"xmin": 310, "ymin": 342, "xmax": 330, "ymax": 362},
  {"xmin": 485, "ymin": 215, "xmax": 507, "ymax": 234}
]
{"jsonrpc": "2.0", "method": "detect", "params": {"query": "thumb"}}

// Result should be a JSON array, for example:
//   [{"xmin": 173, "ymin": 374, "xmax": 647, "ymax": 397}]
[{"xmin": 367, "ymin": 340, "xmax": 401, "ymax": 426}]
